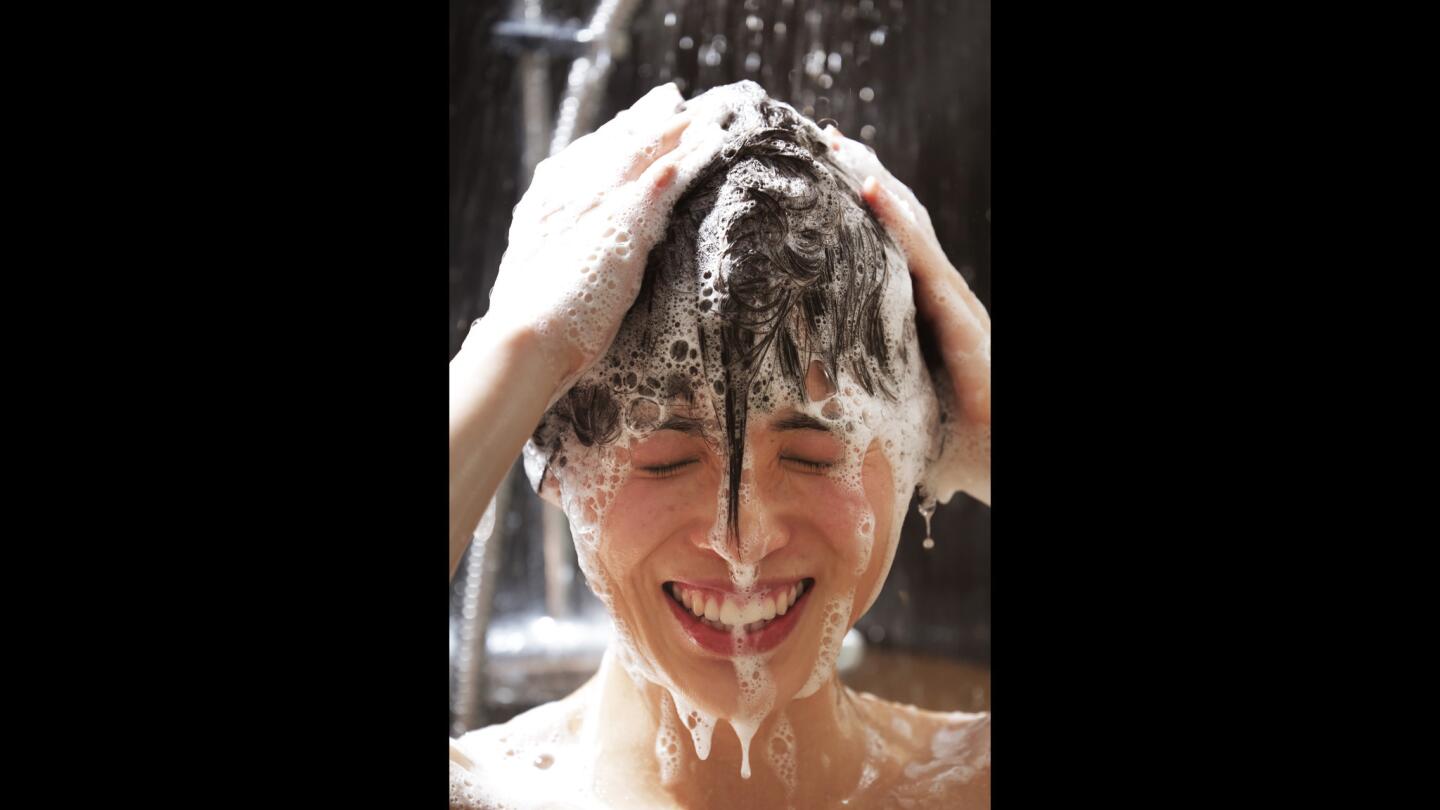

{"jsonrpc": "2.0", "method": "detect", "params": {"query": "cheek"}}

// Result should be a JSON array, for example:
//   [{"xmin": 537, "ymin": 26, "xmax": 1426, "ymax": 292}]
[
  {"xmin": 600, "ymin": 473, "xmax": 719, "ymax": 574},
  {"xmin": 595, "ymin": 484, "xmax": 663, "ymax": 577},
  {"xmin": 804, "ymin": 482, "xmax": 875, "ymax": 562},
  {"xmin": 852, "ymin": 449, "xmax": 899, "ymax": 603}
]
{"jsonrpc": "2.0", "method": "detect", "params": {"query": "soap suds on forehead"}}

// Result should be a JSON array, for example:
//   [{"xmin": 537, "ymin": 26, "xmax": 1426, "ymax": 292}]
[{"xmin": 521, "ymin": 80, "xmax": 951, "ymax": 783}]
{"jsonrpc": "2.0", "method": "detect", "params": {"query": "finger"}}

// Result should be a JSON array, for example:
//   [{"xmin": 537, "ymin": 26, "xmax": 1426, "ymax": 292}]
[
  {"xmin": 620, "ymin": 112, "xmax": 694, "ymax": 182},
  {"xmin": 862, "ymin": 175, "xmax": 945, "ymax": 274},
  {"xmin": 861, "ymin": 174, "xmax": 917, "ymax": 232},
  {"xmin": 864, "ymin": 178, "xmax": 973, "ymax": 330},
  {"xmin": 628, "ymin": 82, "xmax": 684, "ymax": 120},
  {"xmin": 917, "ymin": 279, "xmax": 990, "ymax": 426},
  {"xmin": 863, "ymin": 178, "xmax": 991, "ymax": 424},
  {"xmin": 634, "ymin": 142, "xmax": 684, "ymax": 200},
  {"xmin": 927, "ymin": 256, "xmax": 990, "ymax": 332},
  {"xmin": 634, "ymin": 121, "xmax": 725, "ymax": 198},
  {"xmin": 556, "ymin": 114, "xmax": 698, "ymax": 226},
  {"xmin": 536, "ymin": 111, "xmax": 694, "ymax": 225},
  {"xmin": 601, "ymin": 83, "xmax": 684, "ymax": 141},
  {"xmin": 954, "ymin": 277, "xmax": 991, "ymax": 332},
  {"xmin": 954, "ymin": 346, "xmax": 991, "ymax": 425}
]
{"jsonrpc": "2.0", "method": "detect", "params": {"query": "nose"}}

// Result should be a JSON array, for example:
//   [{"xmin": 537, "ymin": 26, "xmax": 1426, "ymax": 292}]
[
  {"xmin": 685, "ymin": 461, "xmax": 792, "ymax": 565},
  {"xmin": 732, "ymin": 471, "xmax": 793, "ymax": 565}
]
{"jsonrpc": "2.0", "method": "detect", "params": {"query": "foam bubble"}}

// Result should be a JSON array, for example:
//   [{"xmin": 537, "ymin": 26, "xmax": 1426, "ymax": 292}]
[
  {"xmin": 796, "ymin": 591, "xmax": 856, "ymax": 699},
  {"xmin": 653, "ymin": 691, "xmax": 683, "ymax": 785},
  {"xmin": 767, "ymin": 712, "xmax": 798, "ymax": 798}
]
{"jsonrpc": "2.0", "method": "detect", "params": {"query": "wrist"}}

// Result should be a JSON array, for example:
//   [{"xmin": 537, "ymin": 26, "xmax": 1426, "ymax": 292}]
[{"xmin": 456, "ymin": 315, "xmax": 571, "ymax": 404}]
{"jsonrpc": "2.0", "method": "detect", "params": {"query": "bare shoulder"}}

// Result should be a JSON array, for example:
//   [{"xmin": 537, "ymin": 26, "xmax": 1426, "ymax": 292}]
[
  {"xmin": 850, "ymin": 690, "xmax": 991, "ymax": 809},
  {"xmin": 453, "ymin": 685, "xmax": 592, "ymax": 764},
  {"xmin": 449, "ymin": 683, "xmax": 596, "ymax": 810}
]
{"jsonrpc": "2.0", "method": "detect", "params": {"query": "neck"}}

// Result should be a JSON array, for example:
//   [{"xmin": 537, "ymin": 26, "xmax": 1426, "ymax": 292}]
[{"xmin": 586, "ymin": 647, "xmax": 872, "ymax": 804}]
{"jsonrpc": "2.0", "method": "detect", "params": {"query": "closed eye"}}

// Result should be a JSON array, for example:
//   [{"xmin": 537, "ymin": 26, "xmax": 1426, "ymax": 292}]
[
  {"xmin": 781, "ymin": 456, "xmax": 834, "ymax": 474},
  {"xmin": 639, "ymin": 459, "xmax": 699, "ymax": 478}
]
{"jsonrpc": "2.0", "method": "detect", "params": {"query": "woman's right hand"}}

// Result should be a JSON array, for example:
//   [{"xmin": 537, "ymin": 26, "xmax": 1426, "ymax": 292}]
[{"xmin": 478, "ymin": 83, "xmax": 727, "ymax": 399}]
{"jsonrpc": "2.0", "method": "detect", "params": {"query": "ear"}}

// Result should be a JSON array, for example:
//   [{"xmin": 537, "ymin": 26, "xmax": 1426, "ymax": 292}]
[{"xmin": 537, "ymin": 468, "xmax": 564, "ymax": 510}]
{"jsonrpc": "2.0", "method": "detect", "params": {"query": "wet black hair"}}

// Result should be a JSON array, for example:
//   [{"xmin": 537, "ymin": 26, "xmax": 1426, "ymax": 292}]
[{"xmin": 534, "ymin": 96, "xmax": 909, "ymax": 546}]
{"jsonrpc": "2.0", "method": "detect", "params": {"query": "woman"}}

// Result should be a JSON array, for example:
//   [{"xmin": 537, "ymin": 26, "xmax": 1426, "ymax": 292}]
[{"xmin": 449, "ymin": 81, "xmax": 991, "ymax": 809}]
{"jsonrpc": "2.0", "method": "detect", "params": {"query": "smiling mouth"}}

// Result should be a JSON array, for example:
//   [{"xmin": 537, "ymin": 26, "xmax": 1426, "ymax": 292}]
[{"xmin": 661, "ymin": 578, "xmax": 815, "ymax": 655}]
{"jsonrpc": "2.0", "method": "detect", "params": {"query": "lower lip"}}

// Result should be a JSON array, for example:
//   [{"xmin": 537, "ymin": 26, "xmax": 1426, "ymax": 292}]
[{"xmin": 663, "ymin": 584, "xmax": 813, "ymax": 656}]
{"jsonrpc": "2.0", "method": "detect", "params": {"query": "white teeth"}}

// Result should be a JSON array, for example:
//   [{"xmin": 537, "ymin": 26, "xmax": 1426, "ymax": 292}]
[
  {"xmin": 720, "ymin": 600, "xmax": 740, "ymax": 626},
  {"xmin": 672, "ymin": 582, "xmax": 810, "ymax": 630},
  {"xmin": 736, "ymin": 600, "xmax": 765, "ymax": 626}
]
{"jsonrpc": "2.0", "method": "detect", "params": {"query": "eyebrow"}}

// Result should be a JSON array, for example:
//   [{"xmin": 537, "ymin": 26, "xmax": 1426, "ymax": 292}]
[
  {"xmin": 770, "ymin": 413, "xmax": 832, "ymax": 433},
  {"xmin": 657, "ymin": 414, "xmax": 708, "ymax": 436}
]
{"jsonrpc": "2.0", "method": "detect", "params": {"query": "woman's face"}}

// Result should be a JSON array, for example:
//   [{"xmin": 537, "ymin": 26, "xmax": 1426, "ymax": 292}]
[
  {"xmin": 530, "ymin": 97, "xmax": 938, "ymax": 718},
  {"xmin": 590, "ymin": 394, "xmax": 898, "ymax": 718}
]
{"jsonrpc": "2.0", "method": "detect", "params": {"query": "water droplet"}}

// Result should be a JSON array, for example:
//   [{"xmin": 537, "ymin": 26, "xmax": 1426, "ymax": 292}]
[
  {"xmin": 805, "ymin": 49, "xmax": 826, "ymax": 77},
  {"xmin": 870, "ymin": 27, "xmax": 887, "ymax": 46},
  {"xmin": 664, "ymin": 12, "xmax": 677, "ymax": 27},
  {"xmin": 918, "ymin": 495, "xmax": 937, "ymax": 548},
  {"xmin": 678, "ymin": 36, "xmax": 694, "ymax": 50},
  {"xmin": 818, "ymin": 73, "xmax": 833, "ymax": 89},
  {"xmin": 745, "ymin": 52, "xmax": 761, "ymax": 72},
  {"xmin": 859, "ymin": 86, "xmax": 875, "ymax": 102},
  {"xmin": 774, "ymin": 21, "xmax": 787, "ymax": 36},
  {"xmin": 828, "ymin": 52, "xmax": 843, "ymax": 72},
  {"xmin": 746, "ymin": 14, "xmax": 764, "ymax": 32},
  {"xmin": 860, "ymin": 124, "xmax": 876, "ymax": 140}
]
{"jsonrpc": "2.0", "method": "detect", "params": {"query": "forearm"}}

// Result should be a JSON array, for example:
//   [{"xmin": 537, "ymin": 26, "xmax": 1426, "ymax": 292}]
[{"xmin": 449, "ymin": 318, "xmax": 566, "ymax": 581}]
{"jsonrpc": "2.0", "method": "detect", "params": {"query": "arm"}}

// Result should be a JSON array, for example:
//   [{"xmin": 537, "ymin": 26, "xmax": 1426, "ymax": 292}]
[
  {"xmin": 449, "ymin": 82, "xmax": 727, "ymax": 580},
  {"xmin": 449, "ymin": 319, "xmax": 565, "ymax": 581}
]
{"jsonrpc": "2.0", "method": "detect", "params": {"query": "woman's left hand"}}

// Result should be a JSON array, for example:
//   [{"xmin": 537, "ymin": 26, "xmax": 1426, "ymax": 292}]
[
  {"xmin": 822, "ymin": 127, "xmax": 990, "ymax": 504},
  {"xmin": 822, "ymin": 128, "xmax": 990, "ymax": 426}
]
